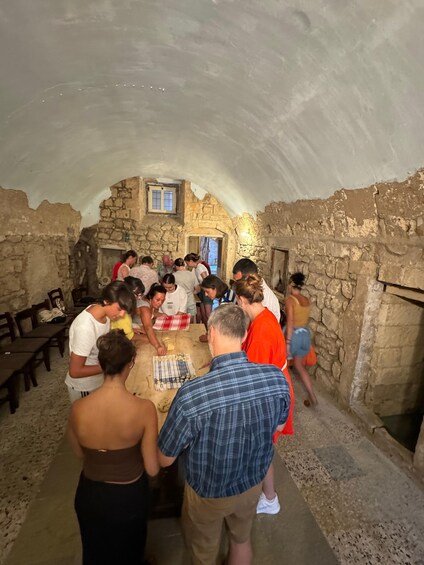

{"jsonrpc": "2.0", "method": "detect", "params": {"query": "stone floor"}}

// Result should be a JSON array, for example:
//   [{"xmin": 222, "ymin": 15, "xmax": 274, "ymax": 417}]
[{"xmin": 1, "ymin": 348, "xmax": 424, "ymax": 564}]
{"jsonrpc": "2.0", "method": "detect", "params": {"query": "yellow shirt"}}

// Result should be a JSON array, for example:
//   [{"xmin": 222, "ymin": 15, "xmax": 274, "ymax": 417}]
[
  {"xmin": 287, "ymin": 295, "xmax": 310, "ymax": 327},
  {"xmin": 110, "ymin": 312, "xmax": 134, "ymax": 340}
]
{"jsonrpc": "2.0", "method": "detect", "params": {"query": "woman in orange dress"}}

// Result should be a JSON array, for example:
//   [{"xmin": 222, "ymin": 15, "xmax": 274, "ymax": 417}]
[{"xmin": 234, "ymin": 274, "xmax": 294, "ymax": 515}]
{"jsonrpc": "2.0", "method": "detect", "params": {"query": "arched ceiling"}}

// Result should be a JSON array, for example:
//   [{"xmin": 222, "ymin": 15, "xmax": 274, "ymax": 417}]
[{"xmin": 1, "ymin": 0, "xmax": 424, "ymax": 225}]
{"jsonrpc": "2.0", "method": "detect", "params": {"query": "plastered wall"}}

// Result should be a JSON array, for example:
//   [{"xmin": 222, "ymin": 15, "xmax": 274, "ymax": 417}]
[{"xmin": 0, "ymin": 188, "xmax": 81, "ymax": 313}]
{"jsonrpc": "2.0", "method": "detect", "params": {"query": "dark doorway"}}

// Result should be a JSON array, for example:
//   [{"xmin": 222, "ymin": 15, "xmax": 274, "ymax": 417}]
[{"xmin": 381, "ymin": 411, "xmax": 423, "ymax": 453}]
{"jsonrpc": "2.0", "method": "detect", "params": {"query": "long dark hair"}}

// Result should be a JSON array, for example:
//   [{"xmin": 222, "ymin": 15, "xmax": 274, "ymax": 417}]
[
  {"xmin": 201, "ymin": 275, "xmax": 228, "ymax": 299},
  {"xmin": 184, "ymin": 253, "xmax": 200, "ymax": 263},
  {"xmin": 100, "ymin": 281, "xmax": 135, "ymax": 314},
  {"xmin": 145, "ymin": 283, "xmax": 166, "ymax": 300}
]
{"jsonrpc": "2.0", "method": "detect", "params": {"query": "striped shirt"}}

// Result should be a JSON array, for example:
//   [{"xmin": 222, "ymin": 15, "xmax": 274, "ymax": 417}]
[
  {"xmin": 158, "ymin": 351, "xmax": 290, "ymax": 498},
  {"xmin": 212, "ymin": 288, "xmax": 237, "ymax": 311}
]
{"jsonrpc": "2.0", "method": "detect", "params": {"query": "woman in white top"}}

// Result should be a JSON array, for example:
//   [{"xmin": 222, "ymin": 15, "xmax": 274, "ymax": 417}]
[
  {"xmin": 159, "ymin": 274, "xmax": 188, "ymax": 316},
  {"xmin": 65, "ymin": 281, "xmax": 135, "ymax": 403},
  {"xmin": 138, "ymin": 284, "xmax": 167, "ymax": 356},
  {"xmin": 117, "ymin": 250, "xmax": 138, "ymax": 281},
  {"xmin": 173, "ymin": 258, "xmax": 200, "ymax": 319},
  {"xmin": 184, "ymin": 253, "xmax": 211, "ymax": 325}
]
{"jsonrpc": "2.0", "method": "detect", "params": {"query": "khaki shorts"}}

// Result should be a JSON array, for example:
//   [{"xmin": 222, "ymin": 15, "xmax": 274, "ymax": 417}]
[{"xmin": 181, "ymin": 482, "xmax": 262, "ymax": 565}]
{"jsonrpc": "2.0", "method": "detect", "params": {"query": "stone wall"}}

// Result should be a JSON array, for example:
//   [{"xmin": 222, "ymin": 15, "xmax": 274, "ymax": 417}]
[
  {"xmin": 366, "ymin": 293, "xmax": 424, "ymax": 416},
  {"xmin": 0, "ymin": 188, "xmax": 81, "ymax": 313},
  {"xmin": 233, "ymin": 171, "xmax": 424, "ymax": 410},
  {"xmin": 95, "ymin": 178, "xmax": 237, "ymax": 280}
]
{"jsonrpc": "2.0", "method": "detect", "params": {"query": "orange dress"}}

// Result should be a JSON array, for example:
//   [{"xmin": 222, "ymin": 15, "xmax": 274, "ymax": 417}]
[{"xmin": 242, "ymin": 308, "xmax": 294, "ymax": 441}]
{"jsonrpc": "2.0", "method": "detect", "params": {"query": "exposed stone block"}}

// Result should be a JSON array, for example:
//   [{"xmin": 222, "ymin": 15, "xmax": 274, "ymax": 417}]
[
  {"xmin": 400, "ymin": 345, "xmax": 424, "ymax": 366},
  {"xmin": 348, "ymin": 260, "xmax": 377, "ymax": 276},
  {"xmin": 386, "ymin": 302, "xmax": 424, "ymax": 326},
  {"xmin": 116, "ymin": 210, "xmax": 130, "ymax": 219},
  {"xmin": 315, "ymin": 290, "xmax": 326, "ymax": 309},
  {"xmin": 402, "ymin": 267, "xmax": 424, "ymax": 291},
  {"xmin": 325, "ymin": 262, "xmax": 335, "ymax": 277},
  {"xmin": 317, "ymin": 356, "xmax": 332, "ymax": 372},
  {"xmin": 335, "ymin": 259, "xmax": 349, "ymax": 279},
  {"xmin": 309, "ymin": 304, "xmax": 322, "ymax": 322},
  {"xmin": 110, "ymin": 231, "xmax": 123, "ymax": 241},
  {"xmin": 322, "ymin": 308, "xmax": 339, "ymax": 333},
  {"xmin": 341, "ymin": 281, "xmax": 353, "ymax": 299},
  {"xmin": 327, "ymin": 279, "xmax": 341, "ymax": 296},
  {"xmin": 315, "ymin": 334, "xmax": 338, "ymax": 355},
  {"xmin": 332, "ymin": 360, "xmax": 342, "ymax": 382},
  {"xmin": 309, "ymin": 259, "xmax": 326, "ymax": 275},
  {"xmin": 375, "ymin": 347, "xmax": 402, "ymax": 368}
]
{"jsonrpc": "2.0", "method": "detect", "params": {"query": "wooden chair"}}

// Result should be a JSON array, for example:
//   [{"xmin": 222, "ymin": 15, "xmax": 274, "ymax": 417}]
[
  {"xmin": 0, "ymin": 366, "xmax": 19, "ymax": 414},
  {"xmin": 0, "ymin": 351, "xmax": 35, "ymax": 412},
  {"xmin": 0, "ymin": 312, "xmax": 47, "ymax": 387},
  {"xmin": 47, "ymin": 287, "xmax": 65, "ymax": 309},
  {"xmin": 47, "ymin": 287, "xmax": 80, "ymax": 325},
  {"xmin": 17, "ymin": 301, "xmax": 67, "ymax": 357},
  {"xmin": 71, "ymin": 286, "xmax": 93, "ymax": 309}
]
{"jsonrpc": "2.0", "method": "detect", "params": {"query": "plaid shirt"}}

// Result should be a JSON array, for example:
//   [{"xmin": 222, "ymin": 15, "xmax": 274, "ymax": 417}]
[{"xmin": 158, "ymin": 351, "xmax": 290, "ymax": 498}]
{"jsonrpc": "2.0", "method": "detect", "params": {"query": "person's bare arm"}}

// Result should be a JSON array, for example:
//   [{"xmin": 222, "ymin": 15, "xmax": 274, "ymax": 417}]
[
  {"xmin": 69, "ymin": 353, "xmax": 102, "ymax": 378},
  {"xmin": 140, "ymin": 400, "xmax": 160, "ymax": 476},
  {"xmin": 158, "ymin": 449, "xmax": 176, "ymax": 468},
  {"xmin": 66, "ymin": 415, "xmax": 84, "ymax": 459},
  {"xmin": 285, "ymin": 297, "xmax": 295, "ymax": 353},
  {"xmin": 140, "ymin": 307, "xmax": 167, "ymax": 356}
]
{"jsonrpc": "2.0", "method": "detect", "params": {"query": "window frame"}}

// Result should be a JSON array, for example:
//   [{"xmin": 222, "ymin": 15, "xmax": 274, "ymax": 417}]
[{"xmin": 146, "ymin": 183, "xmax": 178, "ymax": 215}]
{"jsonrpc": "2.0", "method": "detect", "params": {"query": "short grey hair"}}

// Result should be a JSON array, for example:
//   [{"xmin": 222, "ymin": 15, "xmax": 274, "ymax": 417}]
[{"xmin": 207, "ymin": 304, "xmax": 249, "ymax": 340}]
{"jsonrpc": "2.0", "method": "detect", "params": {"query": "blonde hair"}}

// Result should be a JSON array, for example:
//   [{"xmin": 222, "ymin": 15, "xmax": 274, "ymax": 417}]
[{"xmin": 233, "ymin": 273, "xmax": 264, "ymax": 304}]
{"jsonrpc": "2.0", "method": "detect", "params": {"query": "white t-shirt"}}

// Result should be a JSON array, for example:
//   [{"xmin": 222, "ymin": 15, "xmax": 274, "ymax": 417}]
[
  {"xmin": 262, "ymin": 279, "xmax": 281, "ymax": 322},
  {"xmin": 159, "ymin": 285, "xmax": 188, "ymax": 316},
  {"xmin": 174, "ymin": 270, "xmax": 198, "ymax": 308},
  {"xmin": 64, "ymin": 307, "xmax": 109, "ymax": 392},
  {"xmin": 194, "ymin": 263, "xmax": 208, "ymax": 285}
]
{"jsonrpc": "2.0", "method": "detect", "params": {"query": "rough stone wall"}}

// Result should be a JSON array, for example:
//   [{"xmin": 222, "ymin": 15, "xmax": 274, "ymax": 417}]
[
  {"xmin": 0, "ymin": 188, "xmax": 81, "ymax": 313},
  {"xmin": 233, "ymin": 171, "xmax": 424, "ymax": 410},
  {"xmin": 96, "ymin": 178, "xmax": 237, "ymax": 280},
  {"xmin": 366, "ymin": 293, "xmax": 424, "ymax": 416}
]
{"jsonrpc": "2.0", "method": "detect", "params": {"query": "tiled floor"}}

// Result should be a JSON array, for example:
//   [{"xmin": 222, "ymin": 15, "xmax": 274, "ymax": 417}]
[{"xmin": 1, "ymin": 348, "xmax": 424, "ymax": 564}]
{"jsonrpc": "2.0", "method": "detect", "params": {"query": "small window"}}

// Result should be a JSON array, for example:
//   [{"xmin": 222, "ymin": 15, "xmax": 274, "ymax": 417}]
[{"xmin": 147, "ymin": 184, "xmax": 178, "ymax": 214}]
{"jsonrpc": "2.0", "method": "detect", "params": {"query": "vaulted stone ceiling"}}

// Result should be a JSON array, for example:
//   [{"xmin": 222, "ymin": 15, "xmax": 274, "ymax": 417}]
[{"xmin": 1, "ymin": 1, "xmax": 423, "ymax": 225}]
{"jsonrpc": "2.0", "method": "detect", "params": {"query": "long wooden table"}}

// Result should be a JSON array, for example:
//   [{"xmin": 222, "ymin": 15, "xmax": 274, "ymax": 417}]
[
  {"xmin": 126, "ymin": 324, "xmax": 211, "ymax": 428},
  {"xmin": 125, "ymin": 324, "xmax": 211, "ymax": 518}
]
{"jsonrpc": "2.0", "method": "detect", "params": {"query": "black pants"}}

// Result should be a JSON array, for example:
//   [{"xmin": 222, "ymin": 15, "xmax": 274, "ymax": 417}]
[{"xmin": 75, "ymin": 472, "xmax": 149, "ymax": 565}]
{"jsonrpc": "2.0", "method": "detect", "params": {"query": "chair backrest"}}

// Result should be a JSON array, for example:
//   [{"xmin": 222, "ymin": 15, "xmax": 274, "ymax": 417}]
[
  {"xmin": 0, "ymin": 312, "xmax": 17, "ymax": 344},
  {"xmin": 47, "ymin": 287, "xmax": 64, "ymax": 309},
  {"xmin": 72, "ymin": 286, "xmax": 88, "ymax": 306},
  {"xmin": 15, "ymin": 307, "xmax": 37, "ymax": 336},
  {"xmin": 32, "ymin": 299, "xmax": 52, "ymax": 327}
]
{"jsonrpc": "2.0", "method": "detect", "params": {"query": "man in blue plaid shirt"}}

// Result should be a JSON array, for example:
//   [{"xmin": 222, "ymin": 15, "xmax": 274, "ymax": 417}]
[{"xmin": 158, "ymin": 304, "xmax": 291, "ymax": 565}]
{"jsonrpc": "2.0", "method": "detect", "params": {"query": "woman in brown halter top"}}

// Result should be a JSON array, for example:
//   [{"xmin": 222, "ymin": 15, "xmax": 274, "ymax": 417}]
[
  {"xmin": 67, "ymin": 329, "xmax": 159, "ymax": 564},
  {"xmin": 285, "ymin": 272, "xmax": 318, "ymax": 406}
]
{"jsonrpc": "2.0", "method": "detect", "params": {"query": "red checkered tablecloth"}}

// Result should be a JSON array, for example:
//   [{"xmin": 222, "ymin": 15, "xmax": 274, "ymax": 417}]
[{"xmin": 153, "ymin": 313, "xmax": 191, "ymax": 331}]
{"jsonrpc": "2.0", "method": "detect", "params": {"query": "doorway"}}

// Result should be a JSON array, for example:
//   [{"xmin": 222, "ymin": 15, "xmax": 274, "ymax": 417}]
[{"xmin": 187, "ymin": 236, "xmax": 224, "ymax": 277}]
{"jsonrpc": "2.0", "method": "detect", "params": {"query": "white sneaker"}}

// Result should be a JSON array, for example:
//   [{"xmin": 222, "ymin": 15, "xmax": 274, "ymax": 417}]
[{"xmin": 256, "ymin": 493, "xmax": 281, "ymax": 515}]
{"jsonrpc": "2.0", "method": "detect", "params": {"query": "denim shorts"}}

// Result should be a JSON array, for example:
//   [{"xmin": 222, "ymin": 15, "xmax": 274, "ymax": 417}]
[{"xmin": 291, "ymin": 327, "xmax": 311, "ymax": 357}]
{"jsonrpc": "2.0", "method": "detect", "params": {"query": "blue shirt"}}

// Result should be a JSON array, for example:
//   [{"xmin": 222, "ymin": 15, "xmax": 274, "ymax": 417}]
[
  {"xmin": 158, "ymin": 351, "xmax": 290, "ymax": 498},
  {"xmin": 212, "ymin": 288, "xmax": 237, "ymax": 311}
]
